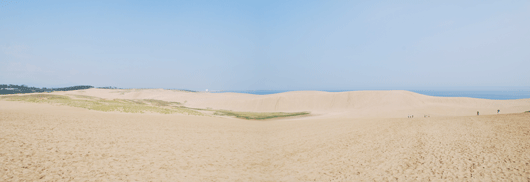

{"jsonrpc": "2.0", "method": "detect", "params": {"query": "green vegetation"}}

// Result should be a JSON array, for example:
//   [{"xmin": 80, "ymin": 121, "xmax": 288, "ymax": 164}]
[
  {"xmin": 189, "ymin": 107, "xmax": 214, "ymax": 111},
  {"xmin": 143, "ymin": 99, "xmax": 181, "ymax": 106},
  {"xmin": 68, "ymin": 94, "xmax": 98, "ymax": 100},
  {"xmin": 2, "ymin": 94, "xmax": 310, "ymax": 119},
  {"xmin": 2, "ymin": 94, "xmax": 202, "ymax": 115},
  {"xmin": 1, "ymin": 84, "xmax": 93, "ymax": 95},
  {"xmin": 213, "ymin": 110, "xmax": 310, "ymax": 120}
]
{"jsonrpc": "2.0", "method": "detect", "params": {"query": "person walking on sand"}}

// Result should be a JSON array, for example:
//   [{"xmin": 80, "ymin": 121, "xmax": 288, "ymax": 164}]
[
  {"xmin": 498, "ymin": 109, "xmax": 500, "ymax": 114},
  {"xmin": 477, "ymin": 111, "xmax": 479, "ymax": 116}
]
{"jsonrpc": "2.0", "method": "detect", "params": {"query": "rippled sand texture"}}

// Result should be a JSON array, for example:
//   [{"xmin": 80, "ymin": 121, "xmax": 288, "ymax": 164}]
[{"xmin": 1, "ymin": 101, "xmax": 529, "ymax": 181}]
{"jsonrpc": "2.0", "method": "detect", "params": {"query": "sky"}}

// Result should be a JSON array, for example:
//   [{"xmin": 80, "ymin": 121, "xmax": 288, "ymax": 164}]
[{"xmin": 1, "ymin": 0, "xmax": 529, "ymax": 91}]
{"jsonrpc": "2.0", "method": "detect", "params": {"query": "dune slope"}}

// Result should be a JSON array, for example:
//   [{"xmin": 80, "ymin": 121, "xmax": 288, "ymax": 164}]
[
  {"xmin": 1, "ymin": 100, "xmax": 529, "ymax": 181},
  {"xmin": 58, "ymin": 89, "xmax": 530, "ymax": 118}
]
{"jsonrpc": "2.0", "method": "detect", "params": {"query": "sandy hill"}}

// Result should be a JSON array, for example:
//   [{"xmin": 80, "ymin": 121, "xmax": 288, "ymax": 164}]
[
  {"xmin": 57, "ymin": 88, "xmax": 530, "ymax": 119},
  {"xmin": 2, "ymin": 100, "xmax": 530, "ymax": 181},
  {"xmin": 2, "ymin": 90, "xmax": 530, "ymax": 181}
]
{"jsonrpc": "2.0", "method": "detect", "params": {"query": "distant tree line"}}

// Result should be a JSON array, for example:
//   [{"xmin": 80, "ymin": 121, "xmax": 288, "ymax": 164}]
[
  {"xmin": 97, "ymin": 86, "xmax": 197, "ymax": 92},
  {"xmin": 0, "ymin": 84, "xmax": 94, "ymax": 95},
  {"xmin": 97, "ymin": 86, "xmax": 119, "ymax": 89},
  {"xmin": 176, "ymin": 89, "xmax": 197, "ymax": 92}
]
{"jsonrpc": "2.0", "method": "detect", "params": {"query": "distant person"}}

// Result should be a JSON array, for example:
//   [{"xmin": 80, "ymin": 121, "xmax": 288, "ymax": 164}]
[
  {"xmin": 498, "ymin": 109, "xmax": 500, "ymax": 114},
  {"xmin": 477, "ymin": 111, "xmax": 479, "ymax": 116}
]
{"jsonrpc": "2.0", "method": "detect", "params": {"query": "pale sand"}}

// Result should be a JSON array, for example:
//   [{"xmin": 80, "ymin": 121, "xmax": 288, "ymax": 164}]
[
  {"xmin": 57, "ymin": 88, "xmax": 530, "ymax": 118},
  {"xmin": 1, "ymin": 89, "xmax": 530, "ymax": 181}
]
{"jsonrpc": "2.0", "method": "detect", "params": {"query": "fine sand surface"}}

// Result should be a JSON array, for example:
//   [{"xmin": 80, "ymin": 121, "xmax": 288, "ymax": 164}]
[
  {"xmin": 1, "ymin": 89, "xmax": 530, "ymax": 181},
  {"xmin": 54, "ymin": 88, "xmax": 530, "ymax": 118}
]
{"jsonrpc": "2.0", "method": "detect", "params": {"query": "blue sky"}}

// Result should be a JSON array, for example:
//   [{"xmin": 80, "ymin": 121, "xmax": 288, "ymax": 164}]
[{"xmin": 1, "ymin": 0, "xmax": 529, "ymax": 90}]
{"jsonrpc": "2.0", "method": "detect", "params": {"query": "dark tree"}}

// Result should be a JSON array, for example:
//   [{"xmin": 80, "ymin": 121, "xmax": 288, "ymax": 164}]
[{"xmin": 0, "ymin": 84, "xmax": 94, "ymax": 95}]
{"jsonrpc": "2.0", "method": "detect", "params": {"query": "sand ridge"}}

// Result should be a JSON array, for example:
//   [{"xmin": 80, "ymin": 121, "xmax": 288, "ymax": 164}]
[
  {"xmin": 2, "ymin": 89, "xmax": 530, "ymax": 181},
  {"xmin": 58, "ymin": 88, "xmax": 530, "ymax": 118},
  {"xmin": 1, "ymin": 100, "xmax": 530, "ymax": 181}
]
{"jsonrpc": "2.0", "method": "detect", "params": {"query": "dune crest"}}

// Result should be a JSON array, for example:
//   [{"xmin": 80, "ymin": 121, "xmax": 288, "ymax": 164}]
[
  {"xmin": 55, "ymin": 89, "xmax": 530, "ymax": 118},
  {"xmin": 2, "ymin": 100, "xmax": 530, "ymax": 181}
]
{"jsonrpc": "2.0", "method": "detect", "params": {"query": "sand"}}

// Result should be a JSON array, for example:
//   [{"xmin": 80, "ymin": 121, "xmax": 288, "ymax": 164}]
[
  {"xmin": 1, "ymin": 89, "xmax": 530, "ymax": 181},
  {"xmin": 57, "ymin": 89, "xmax": 530, "ymax": 118}
]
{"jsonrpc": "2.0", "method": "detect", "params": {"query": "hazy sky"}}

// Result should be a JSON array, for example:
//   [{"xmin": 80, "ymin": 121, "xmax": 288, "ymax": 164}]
[{"xmin": 1, "ymin": 0, "xmax": 529, "ymax": 90}]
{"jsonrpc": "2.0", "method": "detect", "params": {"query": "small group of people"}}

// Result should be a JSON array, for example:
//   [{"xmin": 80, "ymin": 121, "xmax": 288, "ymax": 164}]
[
  {"xmin": 408, "ymin": 115, "xmax": 431, "ymax": 118},
  {"xmin": 409, "ymin": 109, "xmax": 501, "ymax": 118},
  {"xmin": 477, "ymin": 109, "xmax": 500, "ymax": 116}
]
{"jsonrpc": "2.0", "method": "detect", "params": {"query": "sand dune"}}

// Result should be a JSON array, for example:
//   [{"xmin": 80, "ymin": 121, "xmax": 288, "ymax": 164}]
[
  {"xmin": 1, "ymin": 100, "xmax": 529, "ymax": 181},
  {"xmin": 61, "ymin": 88, "xmax": 530, "ymax": 118},
  {"xmin": 2, "ymin": 89, "xmax": 530, "ymax": 181}
]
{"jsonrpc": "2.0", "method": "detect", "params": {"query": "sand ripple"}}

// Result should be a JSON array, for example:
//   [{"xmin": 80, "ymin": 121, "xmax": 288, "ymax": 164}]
[{"xmin": 1, "ymin": 101, "xmax": 530, "ymax": 181}]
